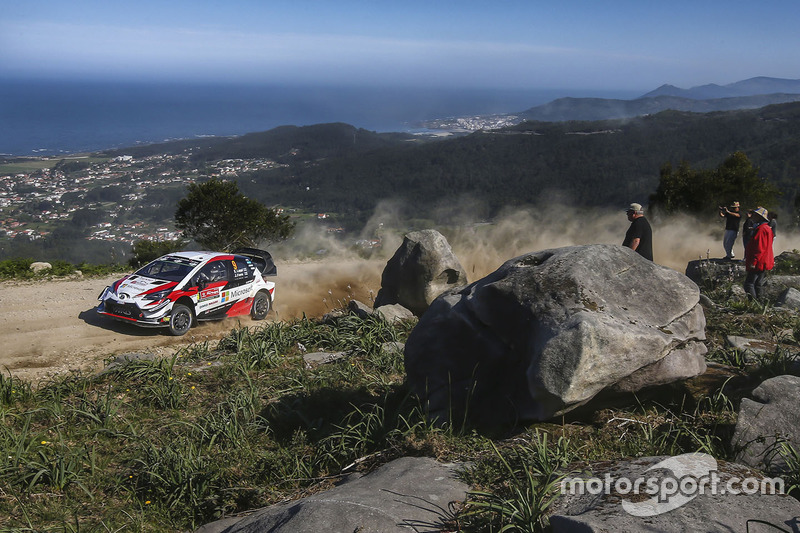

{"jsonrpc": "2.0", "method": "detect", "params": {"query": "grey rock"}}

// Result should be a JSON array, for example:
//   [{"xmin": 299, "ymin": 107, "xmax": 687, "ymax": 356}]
[
  {"xmin": 303, "ymin": 351, "xmax": 347, "ymax": 368},
  {"xmin": 730, "ymin": 283, "xmax": 747, "ymax": 299},
  {"xmin": 684, "ymin": 254, "xmax": 800, "ymax": 301},
  {"xmin": 699, "ymin": 294, "xmax": 715, "ymax": 308},
  {"xmin": 374, "ymin": 229, "xmax": 468, "ymax": 316},
  {"xmin": 777, "ymin": 287, "xmax": 800, "ymax": 311},
  {"xmin": 612, "ymin": 339, "xmax": 708, "ymax": 393},
  {"xmin": 405, "ymin": 244, "xmax": 707, "ymax": 426},
  {"xmin": 761, "ymin": 274, "xmax": 800, "ymax": 301},
  {"xmin": 320, "ymin": 309, "xmax": 347, "ymax": 323},
  {"xmin": 732, "ymin": 375, "xmax": 800, "ymax": 472},
  {"xmin": 550, "ymin": 455, "xmax": 800, "ymax": 533},
  {"xmin": 684, "ymin": 258, "xmax": 744, "ymax": 286},
  {"xmin": 774, "ymin": 250, "xmax": 800, "ymax": 270},
  {"xmin": 381, "ymin": 341, "xmax": 405, "ymax": 356},
  {"xmin": 29, "ymin": 261, "xmax": 52, "ymax": 273},
  {"xmin": 726, "ymin": 335, "xmax": 776, "ymax": 356},
  {"xmin": 347, "ymin": 299, "xmax": 374, "ymax": 318},
  {"xmin": 194, "ymin": 457, "xmax": 468, "ymax": 533},
  {"xmin": 374, "ymin": 304, "xmax": 415, "ymax": 324}
]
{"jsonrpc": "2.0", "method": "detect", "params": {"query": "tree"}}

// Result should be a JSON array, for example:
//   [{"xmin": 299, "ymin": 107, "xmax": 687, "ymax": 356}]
[
  {"xmin": 175, "ymin": 179, "xmax": 294, "ymax": 251},
  {"xmin": 651, "ymin": 152, "xmax": 780, "ymax": 215},
  {"xmin": 128, "ymin": 238, "xmax": 187, "ymax": 268}
]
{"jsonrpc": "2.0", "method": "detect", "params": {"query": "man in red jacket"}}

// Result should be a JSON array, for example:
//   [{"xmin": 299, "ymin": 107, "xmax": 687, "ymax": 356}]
[{"xmin": 743, "ymin": 207, "xmax": 774, "ymax": 300}]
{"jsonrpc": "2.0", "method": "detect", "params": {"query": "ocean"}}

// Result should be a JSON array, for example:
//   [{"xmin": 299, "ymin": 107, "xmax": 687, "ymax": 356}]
[{"xmin": 0, "ymin": 79, "xmax": 638, "ymax": 157}]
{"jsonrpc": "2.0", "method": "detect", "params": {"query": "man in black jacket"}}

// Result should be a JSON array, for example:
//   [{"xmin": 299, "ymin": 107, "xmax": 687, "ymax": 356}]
[{"xmin": 623, "ymin": 202, "xmax": 653, "ymax": 261}]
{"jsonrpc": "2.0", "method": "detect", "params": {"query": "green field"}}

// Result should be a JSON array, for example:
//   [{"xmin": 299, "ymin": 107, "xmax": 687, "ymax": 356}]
[{"xmin": 0, "ymin": 155, "xmax": 108, "ymax": 175}]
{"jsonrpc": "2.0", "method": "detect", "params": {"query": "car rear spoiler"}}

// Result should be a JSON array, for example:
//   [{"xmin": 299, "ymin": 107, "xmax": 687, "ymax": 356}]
[{"xmin": 233, "ymin": 247, "xmax": 277, "ymax": 276}]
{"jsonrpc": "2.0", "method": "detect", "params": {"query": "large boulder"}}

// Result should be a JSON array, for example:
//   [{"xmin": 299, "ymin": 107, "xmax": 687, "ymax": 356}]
[
  {"xmin": 194, "ymin": 457, "xmax": 468, "ymax": 533},
  {"xmin": 549, "ymin": 455, "xmax": 800, "ymax": 532},
  {"xmin": 685, "ymin": 256, "xmax": 800, "ymax": 301},
  {"xmin": 684, "ymin": 258, "xmax": 744, "ymax": 287},
  {"xmin": 776, "ymin": 287, "xmax": 800, "ymax": 311},
  {"xmin": 768, "ymin": 275, "xmax": 800, "ymax": 301},
  {"xmin": 405, "ymin": 244, "xmax": 707, "ymax": 426},
  {"xmin": 373, "ymin": 229, "xmax": 468, "ymax": 316},
  {"xmin": 29, "ymin": 261, "xmax": 52, "ymax": 273},
  {"xmin": 732, "ymin": 375, "xmax": 800, "ymax": 472}
]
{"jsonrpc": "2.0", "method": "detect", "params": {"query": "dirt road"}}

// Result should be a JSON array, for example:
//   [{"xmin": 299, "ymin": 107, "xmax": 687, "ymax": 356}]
[{"xmin": 0, "ymin": 259, "xmax": 384, "ymax": 383}]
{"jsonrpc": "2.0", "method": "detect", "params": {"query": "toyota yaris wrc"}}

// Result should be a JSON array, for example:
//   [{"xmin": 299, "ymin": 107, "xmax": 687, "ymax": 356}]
[{"xmin": 97, "ymin": 248, "xmax": 276, "ymax": 336}]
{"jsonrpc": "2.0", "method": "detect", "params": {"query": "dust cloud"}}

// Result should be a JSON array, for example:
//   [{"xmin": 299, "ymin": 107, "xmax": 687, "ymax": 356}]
[{"xmin": 267, "ymin": 203, "xmax": 799, "ymax": 319}]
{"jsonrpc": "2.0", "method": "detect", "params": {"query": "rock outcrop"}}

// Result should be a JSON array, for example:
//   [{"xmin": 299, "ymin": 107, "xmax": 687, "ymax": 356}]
[
  {"xmin": 685, "ymin": 253, "xmax": 800, "ymax": 301},
  {"xmin": 194, "ymin": 457, "xmax": 468, "ymax": 533},
  {"xmin": 373, "ymin": 229, "xmax": 468, "ymax": 316},
  {"xmin": 550, "ymin": 455, "xmax": 800, "ymax": 532},
  {"xmin": 684, "ymin": 257, "xmax": 744, "ymax": 284},
  {"xmin": 405, "ymin": 244, "xmax": 707, "ymax": 426},
  {"xmin": 732, "ymin": 375, "xmax": 800, "ymax": 472},
  {"xmin": 776, "ymin": 287, "xmax": 800, "ymax": 311}
]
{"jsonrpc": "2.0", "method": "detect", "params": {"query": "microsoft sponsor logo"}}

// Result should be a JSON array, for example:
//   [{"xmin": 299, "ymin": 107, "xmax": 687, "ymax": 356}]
[{"xmin": 221, "ymin": 287, "xmax": 250, "ymax": 303}]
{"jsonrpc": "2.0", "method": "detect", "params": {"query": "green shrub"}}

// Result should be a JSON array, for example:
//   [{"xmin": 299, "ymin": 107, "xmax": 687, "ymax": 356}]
[{"xmin": 0, "ymin": 257, "xmax": 34, "ymax": 279}]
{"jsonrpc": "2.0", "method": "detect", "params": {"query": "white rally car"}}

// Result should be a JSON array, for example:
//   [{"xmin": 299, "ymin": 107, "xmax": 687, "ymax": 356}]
[{"xmin": 97, "ymin": 248, "xmax": 276, "ymax": 336}]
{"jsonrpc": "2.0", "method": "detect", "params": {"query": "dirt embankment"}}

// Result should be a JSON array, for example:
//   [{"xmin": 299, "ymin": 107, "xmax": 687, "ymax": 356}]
[{"xmin": 0, "ymin": 260, "xmax": 383, "ymax": 383}]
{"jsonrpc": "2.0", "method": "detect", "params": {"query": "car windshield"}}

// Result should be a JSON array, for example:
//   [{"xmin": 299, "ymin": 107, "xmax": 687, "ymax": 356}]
[{"xmin": 135, "ymin": 259, "xmax": 196, "ymax": 282}]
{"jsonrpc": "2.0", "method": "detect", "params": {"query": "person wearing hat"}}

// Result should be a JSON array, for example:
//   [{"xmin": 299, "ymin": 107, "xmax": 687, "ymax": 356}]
[
  {"xmin": 719, "ymin": 201, "xmax": 741, "ymax": 260},
  {"xmin": 622, "ymin": 202, "xmax": 653, "ymax": 261},
  {"xmin": 743, "ymin": 206, "xmax": 774, "ymax": 300}
]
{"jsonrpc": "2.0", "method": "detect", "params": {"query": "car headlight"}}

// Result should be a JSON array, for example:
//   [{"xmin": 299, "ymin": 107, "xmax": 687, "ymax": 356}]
[{"xmin": 142, "ymin": 289, "xmax": 171, "ymax": 302}]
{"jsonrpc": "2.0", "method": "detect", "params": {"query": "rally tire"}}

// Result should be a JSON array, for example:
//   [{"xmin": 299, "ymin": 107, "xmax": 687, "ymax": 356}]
[
  {"xmin": 168, "ymin": 304, "xmax": 193, "ymax": 336},
  {"xmin": 251, "ymin": 291, "xmax": 271, "ymax": 320}
]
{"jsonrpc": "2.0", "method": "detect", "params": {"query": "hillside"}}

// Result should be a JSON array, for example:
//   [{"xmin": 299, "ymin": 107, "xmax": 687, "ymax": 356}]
[
  {"xmin": 6, "ymin": 101, "xmax": 800, "ymax": 265},
  {"xmin": 517, "ymin": 93, "xmax": 800, "ymax": 122},
  {"xmin": 101, "ymin": 122, "xmax": 418, "ymax": 162},
  {"xmin": 229, "ymin": 102, "xmax": 800, "ymax": 220},
  {"xmin": 4, "ymin": 247, "xmax": 800, "ymax": 531}
]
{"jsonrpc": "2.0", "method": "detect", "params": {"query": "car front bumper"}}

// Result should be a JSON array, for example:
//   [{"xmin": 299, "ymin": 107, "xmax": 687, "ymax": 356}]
[{"xmin": 97, "ymin": 287, "xmax": 172, "ymax": 328}]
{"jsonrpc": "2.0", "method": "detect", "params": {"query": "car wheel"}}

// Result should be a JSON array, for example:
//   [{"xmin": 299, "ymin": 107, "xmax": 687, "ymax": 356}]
[
  {"xmin": 251, "ymin": 291, "xmax": 271, "ymax": 320},
  {"xmin": 168, "ymin": 304, "xmax": 193, "ymax": 336}
]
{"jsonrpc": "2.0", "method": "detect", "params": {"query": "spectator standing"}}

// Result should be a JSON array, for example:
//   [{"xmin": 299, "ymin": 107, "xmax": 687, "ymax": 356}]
[
  {"xmin": 742, "ymin": 209, "xmax": 755, "ymax": 252},
  {"xmin": 622, "ymin": 202, "xmax": 653, "ymax": 261},
  {"xmin": 719, "ymin": 201, "xmax": 741, "ymax": 260},
  {"xmin": 743, "ymin": 207, "xmax": 774, "ymax": 300},
  {"xmin": 768, "ymin": 211, "xmax": 778, "ymax": 239}
]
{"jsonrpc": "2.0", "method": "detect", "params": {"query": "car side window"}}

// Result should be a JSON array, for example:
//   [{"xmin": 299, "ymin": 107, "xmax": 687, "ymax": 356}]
[{"xmin": 195, "ymin": 260, "xmax": 230, "ymax": 286}]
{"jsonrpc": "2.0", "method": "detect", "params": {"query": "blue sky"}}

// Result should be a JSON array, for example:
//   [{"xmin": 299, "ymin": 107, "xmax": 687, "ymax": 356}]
[{"xmin": 2, "ymin": 0, "xmax": 799, "ymax": 91}]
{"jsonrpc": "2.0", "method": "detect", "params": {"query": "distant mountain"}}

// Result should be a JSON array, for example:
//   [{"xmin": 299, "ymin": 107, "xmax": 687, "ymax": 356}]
[
  {"xmin": 641, "ymin": 77, "xmax": 800, "ymax": 99},
  {"xmin": 517, "ymin": 93, "xmax": 800, "ymax": 122},
  {"xmin": 420, "ymin": 77, "xmax": 800, "ymax": 128}
]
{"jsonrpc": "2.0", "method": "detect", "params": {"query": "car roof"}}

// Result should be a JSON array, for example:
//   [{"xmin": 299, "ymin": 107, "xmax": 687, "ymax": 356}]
[{"xmin": 163, "ymin": 251, "xmax": 231, "ymax": 263}]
